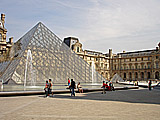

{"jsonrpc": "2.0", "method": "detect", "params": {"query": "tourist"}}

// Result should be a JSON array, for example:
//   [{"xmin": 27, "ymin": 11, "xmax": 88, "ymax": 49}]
[
  {"xmin": 149, "ymin": 80, "xmax": 152, "ymax": 91},
  {"xmin": 68, "ymin": 78, "xmax": 70, "ymax": 86},
  {"xmin": 109, "ymin": 81, "xmax": 113, "ymax": 91},
  {"xmin": 101, "ymin": 81, "xmax": 106, "ymax": 94},
  {"xmin": 111, "ymin": 82, "xmax": 115, "ymax": 91},
  {"xmin": 105, "ymin": 82, "xmax": 109, "ymax": 91},
  {"xmin": 77, "ymin": 82, "xmax": 83, "ymax": 93},
  {"xmin": 70, "ymin": 79, "xmax": 75, "ymax": 96},
  {"xmin": 49, "ymin": 79, "xmax": 53, "ymax": 96},
  {"xmin": 44, "ymin": 80, "xmax": 49, "ymax": 97},
  {"xmin": 136, "ymin": 81, "xmax": 138, "ymax": 86}
]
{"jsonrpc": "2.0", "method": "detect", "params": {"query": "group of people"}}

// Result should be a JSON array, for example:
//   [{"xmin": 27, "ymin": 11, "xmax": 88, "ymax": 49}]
[
  {"xmin": 44, "ymin": 78, "xmax": 83, "ymax": 98},
  {"xmin": 101, "ymin": 80, "xmax": 114, "ymax": 94},
  {"xmin": 44, "ymin": 79, "xmax": 53, "ymax": 97},
  {"xmin": 68, "ymin": 78, "xmax": 83, "ymax": 97}
]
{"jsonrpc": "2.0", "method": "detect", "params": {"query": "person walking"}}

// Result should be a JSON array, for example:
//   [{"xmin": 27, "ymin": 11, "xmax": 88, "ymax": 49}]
[
  {"xmin": 49, "ymin": 79, "xmax": 53, "ymax": 96},
  {"xmin": 149, "ymin": 80, "xmax": 152, "ymax": 91},
  {"xmin": 70, "ymin": 79, "xmax": 75, "ymax": 97},
  {"xmin": 101, "ymin": 81, "xmax": 106, "ymax": 94},
  {"xmin": 44, "ymin": 80, "xmax": 49, "ymax": 97}
]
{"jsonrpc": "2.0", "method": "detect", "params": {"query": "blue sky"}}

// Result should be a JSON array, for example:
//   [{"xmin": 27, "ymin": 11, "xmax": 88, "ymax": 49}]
[{"xmin": 1, "ymin": 0, "xmax": 160, "ymax": 53}]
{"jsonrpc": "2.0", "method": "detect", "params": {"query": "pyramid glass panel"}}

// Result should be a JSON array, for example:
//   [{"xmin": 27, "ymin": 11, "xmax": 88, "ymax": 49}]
[{"xmin": 0, "ymin": 22, "xmax": 106, "ymax": 85}]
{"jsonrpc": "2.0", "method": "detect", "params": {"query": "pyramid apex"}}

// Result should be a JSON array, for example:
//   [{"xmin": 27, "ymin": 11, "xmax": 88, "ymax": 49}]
[{"xmin": 37, "ymin": 21, "xmax": 44, "ymax": 26}]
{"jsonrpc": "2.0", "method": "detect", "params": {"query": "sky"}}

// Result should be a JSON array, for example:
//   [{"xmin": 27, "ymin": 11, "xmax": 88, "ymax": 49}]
[{"xmin": 1, "ymin": 0, "xmax": 160, "ymax": 53}]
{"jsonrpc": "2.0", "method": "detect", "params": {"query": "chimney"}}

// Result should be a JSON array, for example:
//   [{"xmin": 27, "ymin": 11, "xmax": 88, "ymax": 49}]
[
  {"xmin": 109, "ymin": 49, "xmax": 112, "ymax": 58},
  {"xmin": 1, "ymin": 14, "xmax": 5, "ymax": 28},
  {"xmin": 9, "ymin": 37, "xmax": 13, "ymax": 44}
]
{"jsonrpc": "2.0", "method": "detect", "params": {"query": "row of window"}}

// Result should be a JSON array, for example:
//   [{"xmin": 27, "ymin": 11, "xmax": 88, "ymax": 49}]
[
  {"xmin": 113, "ymin": 56, "xmax": 159, "ymax": 62},
  {"xmin": 89, "ymin": 62, "xmax": 108, "ymax": 68},
  {"xmin": 123, "ymin": 71, "xmax": 159, "ymax": 79},
  {"xmin": 113, "ymin": 62, "xmax": 159, "ymax": 70},
  {"xmin": 85, "ymin": 57, "xmax": 109, "ymax": 62}
]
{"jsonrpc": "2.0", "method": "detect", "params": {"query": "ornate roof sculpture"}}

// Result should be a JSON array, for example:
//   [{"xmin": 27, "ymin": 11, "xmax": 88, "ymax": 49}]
[{"xmin": 0, "ymin": 22, "xmax": 105, "ymax": 85}]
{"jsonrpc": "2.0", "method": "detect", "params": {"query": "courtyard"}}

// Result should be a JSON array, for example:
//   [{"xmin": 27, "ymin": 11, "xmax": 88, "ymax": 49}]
[{"xmin": 0, "ymin": 88, "xmax": 160, "ymax": 120}]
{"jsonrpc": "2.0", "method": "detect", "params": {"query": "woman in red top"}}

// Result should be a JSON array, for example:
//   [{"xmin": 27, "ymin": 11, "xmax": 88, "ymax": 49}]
[
  {"xmin": 105, "ymin": 82, "xmax": 110, "ymax": 91},
  {"xmin": 68, "ymin": 78, "xmax": 70, "ymax": 86}
]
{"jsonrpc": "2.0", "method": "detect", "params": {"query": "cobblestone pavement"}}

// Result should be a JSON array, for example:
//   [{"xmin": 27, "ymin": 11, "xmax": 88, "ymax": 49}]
[{"xmin": 0, "ymin": 88, "xmax": 160, "ymax": 120}]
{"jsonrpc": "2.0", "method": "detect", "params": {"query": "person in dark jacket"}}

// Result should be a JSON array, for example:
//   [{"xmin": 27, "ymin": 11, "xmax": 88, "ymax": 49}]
[
  {"xmin": 44, "ymin": 80, "xmax": 49, "ymax": 97},
  {"xmin": 149, "ymin": 80, "xmax": 152, "ymax": 91},
  {"xmin": 70, "ymin": 79, "xmax": 75, "ymax": 96}
]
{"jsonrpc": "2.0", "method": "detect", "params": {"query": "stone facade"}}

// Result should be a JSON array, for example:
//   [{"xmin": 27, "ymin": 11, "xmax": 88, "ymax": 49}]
[
  {"xmin": 110, "ymin": 44, "xmax": 160, "ymax": 81},
  {"xmin": 64, "ymin": 37, "xmax": 110, "ymax": 80},
  {"xmin": 64, "ymin": 37, "xmax": 160, "ymax": 81},
  {"xmin": 0, "ymin": 13, "xmax": 13, "ymax": 58}
]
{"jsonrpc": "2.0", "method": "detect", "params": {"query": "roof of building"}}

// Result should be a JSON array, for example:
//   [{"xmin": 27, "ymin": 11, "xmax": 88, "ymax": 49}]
[{"xmin": 117, "ymin": 49, "xmax": 157, "ymax": 55}]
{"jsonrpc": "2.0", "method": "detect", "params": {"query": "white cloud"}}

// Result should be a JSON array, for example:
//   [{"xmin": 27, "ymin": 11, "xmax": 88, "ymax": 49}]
[{"xmin": 1, "ymin": 0, "xmax": 160, "ymax": 53}]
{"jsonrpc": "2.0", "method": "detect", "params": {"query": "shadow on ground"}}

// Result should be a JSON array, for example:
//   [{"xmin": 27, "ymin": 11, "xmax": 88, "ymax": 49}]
[{"xmin": 40, "ymin": 88, "xmax": 160, "ymax": 105}]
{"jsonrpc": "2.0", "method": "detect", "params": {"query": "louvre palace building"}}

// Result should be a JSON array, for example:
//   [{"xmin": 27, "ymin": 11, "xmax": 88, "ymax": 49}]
[{"xmin": 64, "ymin": 37, "xmax": 160, "ymax": 81}]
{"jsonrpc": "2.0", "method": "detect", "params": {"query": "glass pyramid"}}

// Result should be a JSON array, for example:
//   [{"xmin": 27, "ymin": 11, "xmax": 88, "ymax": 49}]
[{"xmin": 0, "ymin": 22, "xmax": 106, "ymax": 85}]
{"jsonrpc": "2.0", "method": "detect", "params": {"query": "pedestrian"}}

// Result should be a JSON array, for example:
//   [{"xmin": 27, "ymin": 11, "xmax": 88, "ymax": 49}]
[
  {"xmin": 101, "ymin": 81, "xmax": 106, "ymax": 94},
  {"xmin": 105, "ymin": 82, "xmax": 109, "ymax": 91},
  {"xmin": 77, "ymin": 82, "xmax": 83, "ymax": 93},
  {"xmin": 70, "ymin": 79, "xmax": 75, "ymax": 96},
  {"xmin": 111, "ymin": 82, "xmax": 115, "ymax": 91},
  {"xmin": 44, "ymin": 80, "xmax": 49, "ymax": 97},
  {"xmin": 149, "ymin": 80, "xmax": 152, "ymax": 91},
  {"xmin": 68, "ymin": 78, "xmax": 70, "ymax": 86},
  {"xmin": 109, "ymin": 81, "xmax": 113, "ymax": 91},
  {"xmin": 49, "ymin": 79, "xmax": 53, "ymax": 96}
]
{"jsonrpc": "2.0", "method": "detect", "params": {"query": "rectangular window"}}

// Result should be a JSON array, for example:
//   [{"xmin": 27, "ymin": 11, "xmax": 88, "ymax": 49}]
[
  {"xmin": 135, "ymin": 65, "xmax": 138, "ymax": 69},
  {"xmin": 101, "ymin": 63, "xmax": 103, "ymax": 68},
  {"xmin": 77, "ymin": 47, "xmax": 79, "ymax": 52},
  {"xmin": 130, "ymin": 65, "xmax": 132, "ymax": 69},
  {"xmin": 156, "ymin": 62, "xmax": 158, "ymax": 68},
  {"xmin": 156, "ymin": 56, "xmax": 158, "ymax": 59},
  {"xmin": 105, "ymin": 64, "xmax": 107, "ymax": 68},
  {"xmin": 148, "ymin": 64, "xmax": 150, "ymax": 69}
]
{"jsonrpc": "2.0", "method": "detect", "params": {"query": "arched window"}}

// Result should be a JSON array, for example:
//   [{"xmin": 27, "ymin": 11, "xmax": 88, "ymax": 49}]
[
  {"xmin": 141, "ymin": 72, "xmax": 144, "ymax": 80},
  {"xmin": 129, "ymin": 72, "xmax": 132, "ymax": 80},
  {"xmin": 124, "ymin": 73, "xmax": 126, "ymax": 79},
  {"xmin": 155, "ymin": 72, "xmax": 159, "ymax": 80},
  {"xmin": 106, "ymin": 73, "xmax": 108, "ymax": 78},
  {"xmin": 147, "ymin": 72, "xmax": 150, "ymax": 79},
  {"xmin": 0, "ymin": 33, "xmax": 2, "ymax": 41},
  {"xmin": 77, "ymin": 47, "xmax": 79, "ymax": 52},
  {"xmin": 135, "ymin": 72, "xmax": 138, "ymax": 79}
]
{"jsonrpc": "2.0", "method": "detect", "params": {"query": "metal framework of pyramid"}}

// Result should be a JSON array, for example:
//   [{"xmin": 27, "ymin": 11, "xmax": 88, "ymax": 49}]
[{"xmin": 0, "ymin": 22, "xmax": 106, "ymax": 85}]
